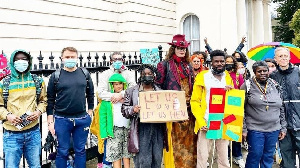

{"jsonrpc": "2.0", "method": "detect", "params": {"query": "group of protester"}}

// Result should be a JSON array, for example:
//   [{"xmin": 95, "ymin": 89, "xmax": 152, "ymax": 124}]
[{"xmin": 0, "ymin": 34, "xmax": 299, "ymax": 168}]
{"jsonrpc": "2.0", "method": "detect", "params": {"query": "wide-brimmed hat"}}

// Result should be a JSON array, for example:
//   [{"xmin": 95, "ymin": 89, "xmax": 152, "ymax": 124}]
[{"xmin": 168, "ymin": 34, "xmax": 190, "ymax": 48}]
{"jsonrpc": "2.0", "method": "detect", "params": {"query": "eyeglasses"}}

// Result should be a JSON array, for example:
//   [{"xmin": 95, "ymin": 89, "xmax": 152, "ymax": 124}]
[
  {"xmin": 112, "ymin": 58, "xmax": 123, "ymax": 61},
  {"xmin": 276, "ymin": 54, "xmax": 289, "ymax": 60},
  {"xmin": 176, "ymin": 47, "xmax": 186, "ymax": 51}
]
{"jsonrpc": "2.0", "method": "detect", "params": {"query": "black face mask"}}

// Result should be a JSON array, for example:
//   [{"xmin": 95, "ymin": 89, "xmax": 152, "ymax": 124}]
[
  {"xmin": 142, "ymin": 76, "xmax": 154, "ymax": 85},
  {"xmin": 225, "ymin": 64, "xmax": 235, "ymax": 71},
  {"xmin": 236, "ymin": 58, "xmax": 241, "ymax": 62},
  {"xmin": 212, "ymin": 66, "xmax": 225, "ymax": 75}
]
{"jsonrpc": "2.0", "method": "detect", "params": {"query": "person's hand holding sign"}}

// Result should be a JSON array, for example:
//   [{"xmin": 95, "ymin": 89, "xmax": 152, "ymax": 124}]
[
  {"xmin": 224, "ymin": 85, "xmax": 233, "ymax": 91},
  {"xmin": 133, "ymin": 105, "xmax": 141, "ymax": 113}
]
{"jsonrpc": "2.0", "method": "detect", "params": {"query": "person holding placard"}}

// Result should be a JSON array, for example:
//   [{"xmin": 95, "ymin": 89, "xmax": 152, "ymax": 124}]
[
  {"xmin": 191, "ymin": 50, "xmax": 233, "ymax": 168},
  {"xmin": 225, "ymin": 55, "xmax": 245, "ymax": 168},
  {"xmin": 122, "ymin": 64, "xmax": 166, "ymax": 168}
]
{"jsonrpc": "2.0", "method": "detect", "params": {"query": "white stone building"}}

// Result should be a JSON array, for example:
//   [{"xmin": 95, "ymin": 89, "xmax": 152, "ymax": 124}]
[{"xmin": 0, "ymin": 0, "xmax": 272, "ymax": 57}]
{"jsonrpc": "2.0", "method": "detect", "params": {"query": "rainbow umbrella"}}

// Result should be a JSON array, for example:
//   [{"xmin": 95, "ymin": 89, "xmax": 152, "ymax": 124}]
[
  {"xmin": 247, "ymin": 42, "xmax": 300, "ymax": 64},
  {"xmin": 0, "ymin": 54, "xmax": 10, "ymax": 81}
]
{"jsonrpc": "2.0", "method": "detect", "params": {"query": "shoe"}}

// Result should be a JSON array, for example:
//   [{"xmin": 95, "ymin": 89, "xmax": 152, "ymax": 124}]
[
  {"xmin": 233, "ymin": 158, "xmax": 245, "ymax": 168},
  {"xmin": 102, "ymin": 164, "xmax": 112, "ymax": 168},
  {"xmin": 207, "ymin": 162, "xmax": 209, "ymax": 167},
  {"xmin": 97, "ymin": 163, "xmax": 103, "ymax": 168}
]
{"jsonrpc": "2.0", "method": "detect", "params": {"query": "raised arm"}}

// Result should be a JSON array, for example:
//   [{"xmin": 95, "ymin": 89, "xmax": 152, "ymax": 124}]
[
  {"xmin": 235, "ymin": 37, "xmax": 246, "ymax": 52},
  {"xmin": 204, "ymin": 37, "xmax": 213, "ymax": 54}
]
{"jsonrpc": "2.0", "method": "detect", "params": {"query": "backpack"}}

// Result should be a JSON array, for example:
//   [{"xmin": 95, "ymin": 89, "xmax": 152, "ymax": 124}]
[
  {"xmin": 53, "ymin": 67, "xmax": 90, "ymax": 91},
  {"xmin": 2, "ymin": 74, "xmax": 43, "ymax": 108}
]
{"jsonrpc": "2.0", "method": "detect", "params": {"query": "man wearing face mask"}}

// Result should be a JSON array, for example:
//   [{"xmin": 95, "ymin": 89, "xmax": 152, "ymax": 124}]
[
  {"xmin": 191, "ymin": 50, "xmax": 234, "ymax": 168},
  {"xmin": 0, "ymin": 50, "xmax": 47, "ymax": 167},
  {"xmin": 98, "ymin": 51, "xmax": 136, "ymax": 103},
  {"xmin": 47, "ymin": 47, "xmax": 94, "ymax": 168}
]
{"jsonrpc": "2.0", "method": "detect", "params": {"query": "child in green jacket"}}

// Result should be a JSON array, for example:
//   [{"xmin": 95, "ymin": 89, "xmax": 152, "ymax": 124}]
[{"xmin": 99, "ymin": 73, "xmax": 133, "ymax": 168}]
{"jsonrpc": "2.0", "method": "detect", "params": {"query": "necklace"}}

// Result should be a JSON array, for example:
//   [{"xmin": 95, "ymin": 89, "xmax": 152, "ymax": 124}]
[
  {"xmin": 253, "ymin": 77, "xmax": 269, "ymax": 111},
  {"xmin": 235, "ymin": 73, "xmax": 239, "ymax": 87}
]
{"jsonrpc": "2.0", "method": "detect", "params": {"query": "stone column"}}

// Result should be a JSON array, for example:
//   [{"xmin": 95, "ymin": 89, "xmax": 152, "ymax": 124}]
[
  {"xmin": 263, "ymin": 0, "xmax": 272, "ymax": 42},
  {"xmin": 253, "ymin": 0, "xmax": 264, "ymax": 45},
  {"xmin": 236, "ymin": 0, "xmax": 247, "ymax": 42}
]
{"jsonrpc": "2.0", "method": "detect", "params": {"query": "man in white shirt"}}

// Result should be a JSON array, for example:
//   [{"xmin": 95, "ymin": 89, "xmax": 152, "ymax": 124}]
[{"xmin": 191, "ymin": 50, "xmax": 233, "ymax": 168}]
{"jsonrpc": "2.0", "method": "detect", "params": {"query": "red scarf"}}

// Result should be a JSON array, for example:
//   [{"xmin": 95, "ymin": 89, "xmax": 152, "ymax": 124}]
[{"xmin": 172, "ymin": 54, "xmax": 189, "ymax": 79}]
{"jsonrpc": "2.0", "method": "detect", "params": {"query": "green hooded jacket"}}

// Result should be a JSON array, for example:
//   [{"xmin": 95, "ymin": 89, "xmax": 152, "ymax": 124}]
[
  {"xmin": 0, "ymin": 50, "xmax": 47, "ymax": 131},
  {"xmin": 100, "ymin": 73, "xmax": 127, "ymax": 139}
]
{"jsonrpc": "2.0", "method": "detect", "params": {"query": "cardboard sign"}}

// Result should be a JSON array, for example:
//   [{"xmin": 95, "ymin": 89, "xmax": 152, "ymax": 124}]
[
  {"xmin": 206, "ymin": 88, "xmax": 245, "ymax": 142},
  {"xmin": 139, "ymin": 90, "xmax": 188, "ymax": 123}
]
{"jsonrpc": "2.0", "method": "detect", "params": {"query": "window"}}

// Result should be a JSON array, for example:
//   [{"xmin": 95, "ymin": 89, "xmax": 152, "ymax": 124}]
[{"xmin": 183, "ymin": 15, "xmax": 200, "ymax": 54}]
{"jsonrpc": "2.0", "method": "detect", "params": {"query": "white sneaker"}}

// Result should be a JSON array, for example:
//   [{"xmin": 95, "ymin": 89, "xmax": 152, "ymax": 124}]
[{"xmin": 233, "ymin": 158, "xmax": 245, "ymax": 168}]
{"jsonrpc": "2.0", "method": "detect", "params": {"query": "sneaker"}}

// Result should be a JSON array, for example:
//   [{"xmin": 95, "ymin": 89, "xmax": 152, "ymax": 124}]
[
  {"xmin": 102, "ymin": 164, "xmax": 112, "ymax": 168},
  {"xmin": 233, "ymin": 158, "xmax": 245, "ymax": 168},
  {"xmin": 97, "ymin": 163, "xmax": 103, "ymax": 168}
]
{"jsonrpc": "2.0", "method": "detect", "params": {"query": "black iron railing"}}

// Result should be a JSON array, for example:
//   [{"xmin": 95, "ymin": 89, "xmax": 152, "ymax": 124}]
[{"xmin": 1, "ymin": 45, "xmax": 164, "ymax": 168}]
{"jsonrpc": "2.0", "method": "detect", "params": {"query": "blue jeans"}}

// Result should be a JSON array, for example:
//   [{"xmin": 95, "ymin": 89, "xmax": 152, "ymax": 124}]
[
  {"xmin": 228, "ymin": 141, "xmax": 243, "ymax": 159},
  {"xmin": 246, "ymin": 130, "xmax": 280, "ymax": 168},
  {"xmin": 103, "ymin": 140, "xmax": 112, "ymax": 165},
  {"xmin": 3, "ymin": 126, "xmax": 41, "ymax": 168},
  {"xmin": 54, "ymin": 114, "xmax": 91, "ymax": 168}
]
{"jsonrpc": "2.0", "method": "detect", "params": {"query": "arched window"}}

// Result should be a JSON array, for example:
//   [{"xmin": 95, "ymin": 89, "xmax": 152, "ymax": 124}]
[{"xmin": 183, "ymin": 15, "xmax": 200, "ymax": 54}]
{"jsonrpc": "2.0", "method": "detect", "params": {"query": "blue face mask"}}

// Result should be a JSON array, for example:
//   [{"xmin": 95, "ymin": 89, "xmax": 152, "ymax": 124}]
[
  {"xmin": 64, "ymin": 59, "xmax": 77, "ymax": 68},
  {"xmin": 14, "ymin": 60, "xmax": 29, "ymax": 73},
  {"xmin": 112, "ymin": 61, "xmax": 123, "ymax": 70}
]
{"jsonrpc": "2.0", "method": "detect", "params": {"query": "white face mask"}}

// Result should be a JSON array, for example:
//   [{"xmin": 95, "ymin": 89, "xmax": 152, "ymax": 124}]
[
  {"xmin": 269, "ymin": 67, "xmax": 276, "ymax": 74},
  {"xmin": 237, "ymin": 68, "xmax": 245, "ymax": 75}
]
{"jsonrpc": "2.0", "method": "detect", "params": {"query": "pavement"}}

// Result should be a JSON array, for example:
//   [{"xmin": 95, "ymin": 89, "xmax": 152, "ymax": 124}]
[{"xmin": 85, "ymin": 148, "xmax": 281, "ymax": 168}]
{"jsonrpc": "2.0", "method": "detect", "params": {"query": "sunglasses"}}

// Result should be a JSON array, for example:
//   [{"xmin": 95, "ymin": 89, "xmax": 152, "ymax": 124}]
[{"xmin": 176, "ymin": 47, "xmax": 186, "ymax": 51}]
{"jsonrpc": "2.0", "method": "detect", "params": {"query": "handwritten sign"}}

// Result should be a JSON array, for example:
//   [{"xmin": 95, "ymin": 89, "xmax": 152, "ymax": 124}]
[
  {"xmin": 139, "ymin": 90, "xmax": 188, "ymax": 123},
  {"xmin": 140, "ymin": 48, "xmax": 160, "ymax": 66},
  {"xmin": 212, "ymin": 95, "xmax": 223, "ymax": 104}
]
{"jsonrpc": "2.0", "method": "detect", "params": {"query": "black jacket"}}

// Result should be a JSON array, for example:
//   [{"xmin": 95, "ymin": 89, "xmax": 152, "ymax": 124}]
[{"xmin": 270, "ymin": 64, "xmax": 300, "ymax": 130}]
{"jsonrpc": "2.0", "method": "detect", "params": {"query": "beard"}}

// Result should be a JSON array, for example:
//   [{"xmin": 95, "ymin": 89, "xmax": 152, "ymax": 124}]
[{"xmin": 212, "ymin": 66, "xmax": 225, "ymax": 75}]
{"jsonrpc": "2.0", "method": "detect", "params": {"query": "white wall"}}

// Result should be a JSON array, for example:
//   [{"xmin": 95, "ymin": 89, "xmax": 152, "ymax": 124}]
[
  {"xmin": 0, "ymin": 0, "xmax": 273, "ymax": 60},
  {"xmin": 175, "ymin": 0, "xmax": 239, "ymax": 55},
  {"xmin": 0, "ymin": 0, "xmax": 121, "ymax": 55},
  {"xmin": 0, "ymin": 0, "xmax": 177, "ymax": 57},
  {"xmin": 118, "ymin": 0, "xmax": 176, "ymax": 52}
]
